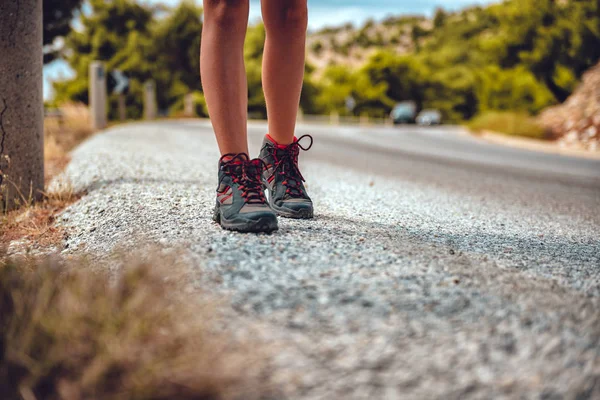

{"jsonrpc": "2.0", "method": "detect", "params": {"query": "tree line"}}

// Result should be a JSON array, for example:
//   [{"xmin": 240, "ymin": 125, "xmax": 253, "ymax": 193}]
[{"xmin": 48, "ymin": 0, "xmax": 600, "ymax": 122}]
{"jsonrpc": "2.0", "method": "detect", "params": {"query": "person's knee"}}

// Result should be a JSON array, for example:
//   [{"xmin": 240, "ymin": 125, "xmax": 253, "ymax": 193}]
[
  {"xmin": 266, "ymin": 0, "xmax": 308, "ymax": 32},
  {"xmin": 285, "ymin": 0, "xmax": 308, "ymax": 29},
  {"xmin": 204, "ymin": 0, "xmax": 248, "ymax": 29}
]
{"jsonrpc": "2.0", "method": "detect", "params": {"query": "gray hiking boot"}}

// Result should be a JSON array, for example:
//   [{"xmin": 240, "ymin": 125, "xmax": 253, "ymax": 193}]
[
  {"xmin": 259, "ymin": 134, "xmax": 314, "ymax": 219},
  {"xmin": 213, "ymin": 153, "xmax": 278, "ymax": 233}
]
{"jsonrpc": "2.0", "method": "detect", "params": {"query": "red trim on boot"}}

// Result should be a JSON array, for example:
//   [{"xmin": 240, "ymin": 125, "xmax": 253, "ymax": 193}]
[{"xmin": 266, "ymin": 134, "xmax": 297, "ymax": 149}]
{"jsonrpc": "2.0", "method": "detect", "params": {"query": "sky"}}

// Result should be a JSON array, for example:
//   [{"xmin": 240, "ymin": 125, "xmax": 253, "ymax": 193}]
[{"xmin": 44, "ymin": 0, "xmax": 495, "ymax": 100}]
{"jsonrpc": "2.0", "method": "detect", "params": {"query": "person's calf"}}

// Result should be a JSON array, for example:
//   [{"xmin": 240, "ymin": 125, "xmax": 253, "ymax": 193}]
[
  {"xmin": 201, "ymin": 0, "xmax": 250, "ymax": 156},
  {"xmin": 203, "ymin": 0, "xmax": 249, "ymax": 30},
  {"xmin": 261, "ymin": 0, "xmax": 308, "ymax": 145}
]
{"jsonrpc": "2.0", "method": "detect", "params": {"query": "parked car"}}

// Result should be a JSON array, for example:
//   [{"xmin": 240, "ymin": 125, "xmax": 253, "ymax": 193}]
[
  {"xmin": 390, "ymin": 102, "xmax": 417, "ymax": 124},
  {"xmin": 416, "ymin": 109, "xmax": 442, "ymax": 126}
]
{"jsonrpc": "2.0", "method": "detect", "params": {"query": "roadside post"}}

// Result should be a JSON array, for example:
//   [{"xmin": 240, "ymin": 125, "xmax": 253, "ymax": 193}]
[
  {"xmin": 89, "ymin": 61, "xmax": 108, "ymax": 130},
  {"xmin": 360, "ymin": 113, "xmax": 370, "ymax": 126},
  {"xmin": 144, "ymin": 81, "xmax": 157, "ymax": 120},
  {"xmin": 330, "ymin": 112, "xmax": 340, "ymax": 125},
  {"xmin": 345, "ymin": 96, "xmax": 356, "ymax": 115},
  {"xmin": 117, "ymin": 95, "xmax": 127, "ymax": 122},
  {"xmin": 0, "ymin": 0, "xmax": 44, "ymax": 210},
  {"xmin": 107, "ymin": 70, "xmax": 130, "ymax": 122},
  {"xmin": 184, "ymin": 93, "xmax": 194, "ymax": 117}
]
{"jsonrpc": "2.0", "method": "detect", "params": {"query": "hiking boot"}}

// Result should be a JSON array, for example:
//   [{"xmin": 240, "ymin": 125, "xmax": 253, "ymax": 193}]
[
  {"xmin": 213, "ymin": 153, "xmax": 278, "ymax": 233},
  {"xmin": 259, "ymin": 134, "xmax": 314, "ymax": 219}
]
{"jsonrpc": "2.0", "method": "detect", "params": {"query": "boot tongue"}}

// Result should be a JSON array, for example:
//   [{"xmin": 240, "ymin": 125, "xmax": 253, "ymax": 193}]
[{"xmin": 245, "ymin": 161, "xmax": 262, "ymax": 178}]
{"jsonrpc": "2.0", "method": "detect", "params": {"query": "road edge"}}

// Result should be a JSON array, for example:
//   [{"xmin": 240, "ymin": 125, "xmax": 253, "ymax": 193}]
[{"xmin": 475, "ymin": 130, "xmax": 600, "ymax": 161}]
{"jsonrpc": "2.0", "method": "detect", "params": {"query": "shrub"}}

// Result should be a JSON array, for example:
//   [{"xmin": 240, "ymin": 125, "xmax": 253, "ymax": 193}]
[
  {"xmin": 310, "ymin": 40, "xmax": 324, "ymax": 56},
  {"xmin": 467, "ymin": 111, "xmax": 551, "ymax": 140}
]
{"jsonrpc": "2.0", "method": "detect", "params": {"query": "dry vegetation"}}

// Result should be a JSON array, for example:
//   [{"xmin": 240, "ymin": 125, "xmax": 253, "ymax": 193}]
[
  {"xmin": 43, "ymin": 103, "xmax": 95, "ymax": 182},
  {"xmin": 1, "ymin": 105, "xmax": 270, "ymax": 400},
  {"xmin": 1, "ymin": 103, "xmax": 93, "ymax": 252},
  {"xmin": 306, "ymin": 16, "xmax": 426, "ymax": 76},
  {"xmin": 0, "ymin": 254, "xmax": 268, "ymax": 400},
  {"xmin": 467, "ymin": 111, "xmax": 552, "ymax": 141}
]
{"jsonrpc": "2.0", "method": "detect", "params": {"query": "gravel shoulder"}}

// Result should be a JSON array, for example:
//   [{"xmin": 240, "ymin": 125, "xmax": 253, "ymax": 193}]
[{"xmin": 58, "ymin": 122, "xmax": 600, "ymax": 399}]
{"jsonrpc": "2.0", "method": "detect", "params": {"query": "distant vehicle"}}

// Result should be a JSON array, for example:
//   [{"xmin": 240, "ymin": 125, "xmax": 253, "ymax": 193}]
[
  {"xmin": 416, "ymin": 109, "xmax": 442, "ymax": 126},
  {"xmin": 391, "ymin": 102, "xmax": 417, "ymax": 124}
]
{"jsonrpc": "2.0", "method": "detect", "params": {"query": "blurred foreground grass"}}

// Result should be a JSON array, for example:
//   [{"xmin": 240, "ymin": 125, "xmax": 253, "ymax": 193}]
[
  {"xmin": 467, "ymin": 111, "xmax": 552, "ymax": 141},
  {"xmin": 0, "ymin": 255, "xmax": 263, "ymax": 400}
]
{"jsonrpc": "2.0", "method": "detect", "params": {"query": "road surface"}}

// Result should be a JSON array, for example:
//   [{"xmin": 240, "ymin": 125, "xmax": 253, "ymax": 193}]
[{"xmin": 59, "ymin": 121, "xmax": 600, "ymax": 399}]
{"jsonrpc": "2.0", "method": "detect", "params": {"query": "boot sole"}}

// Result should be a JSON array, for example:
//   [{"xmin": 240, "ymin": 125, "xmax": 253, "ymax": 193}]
[
  {"xmin": 213, "ymin": 206, "xmax": 279, "ymax": 234},
  {"xmin": 264, "ymin": 186, "xmax": 314, "ymax": 220},
  {"xmin": 271, "ymin": 205, "xmax": 314, "ymax": 220}
]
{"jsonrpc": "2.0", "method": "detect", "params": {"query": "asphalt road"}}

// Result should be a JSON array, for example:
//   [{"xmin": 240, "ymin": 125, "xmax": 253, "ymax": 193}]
[{"xmin": 59, "ymin": 121, "xmax": 600, "ymax": 399}]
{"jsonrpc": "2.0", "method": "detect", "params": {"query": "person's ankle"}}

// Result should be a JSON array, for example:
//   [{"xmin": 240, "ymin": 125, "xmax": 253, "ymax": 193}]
[
  {"xmin": 220, "ymin": 153, "xmax": 249, "ymax": 164},
  {"xmin": 266, "ymin": 133, "xmax": 296, "ymax": 148}
]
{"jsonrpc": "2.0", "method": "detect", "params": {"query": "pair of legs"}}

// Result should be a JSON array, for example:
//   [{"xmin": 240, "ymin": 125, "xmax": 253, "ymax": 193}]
[{"xmin": 201, "ymin": 0, "xmax": 308, "ymax": 154}]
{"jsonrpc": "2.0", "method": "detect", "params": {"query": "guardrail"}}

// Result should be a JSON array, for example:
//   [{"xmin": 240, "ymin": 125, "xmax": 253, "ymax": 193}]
[
  {"xmin": 300, "ymin": 113, "xmax": 393, "ymax": 126},
  {"xmin": 44, "ymin": 108, "xmax": 65, "ymax": 127}
]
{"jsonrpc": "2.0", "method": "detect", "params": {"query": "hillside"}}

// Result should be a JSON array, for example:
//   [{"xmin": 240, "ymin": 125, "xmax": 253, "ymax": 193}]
[
  {"xmin": 51, "ymin": 0, "xmax": 599, "ymax": 127},
  {"xmin": 306, "ymin": 15, "xmax": 429, "ymax": 75},
  {"xmin": 304, "ymin": 0, "xmax": 600, "ymax": 122},
  {"xmin": 539, "ymin": 61, "xmax": 600, "ymax": 150}
]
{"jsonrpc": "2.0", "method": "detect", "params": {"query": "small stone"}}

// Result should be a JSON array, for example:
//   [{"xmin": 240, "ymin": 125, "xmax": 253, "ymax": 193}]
[{"xmin": 361, "ymin": 299, "xmax": 374, "ymax": 308}]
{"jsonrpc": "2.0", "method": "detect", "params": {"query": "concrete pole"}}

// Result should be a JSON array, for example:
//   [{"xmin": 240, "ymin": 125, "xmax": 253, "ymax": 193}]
[
  {"xmin": 118, "ymin": 94, "xmax": 127, "ymax": 122},
  {"xmin": 184, "ymin": 93, "xmax": 194, "ymax": 117},
  {"xmin": 0, "ymin": 0, "xmax": 44, "ymax": 210},
  {"xmin": 89, "ymin": 61, "xmax": 107, "ymax": 130},
  {"xmin": 144, "ymin": 81, "xmax": 157, "ymax": 120},
  {"xmin": 360, "ymin": 113, "xmax": 370, "ymax": 126},
  {"xmin": 330, "ymin": 111, "xmax": 340, "ymax": 125}
]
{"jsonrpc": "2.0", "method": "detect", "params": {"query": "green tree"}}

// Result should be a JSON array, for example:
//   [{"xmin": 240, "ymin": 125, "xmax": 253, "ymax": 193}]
[
  {"xmin": 363, "ymin": 52, "xmax": 427, "ymax": 110},
  {"xmin": 316, "ymin": 64, "xmax": 392, "ymax": 117},
  {"xmin": 53, "ymin": 0, "xmax": 204, "ymax": 119},
  {"xmin": 244, "ymin": 23, "xmax": 267, "ymax": 118},
  {"xmin": 411, "ymin": 24, "xmax": 429, "ymax": 50},
  {"xmin": 43, "ymin": 0, "xmax": 83, "ymax": 63},
  {"xmin": 53, "ymin": 0, "xmax": 154, "ymax": 114},
  {"xmin": 433, "ymin": 8, "xmax": 447, "ymax": 29},
  {"xmin": 151, "ymin": 1, "xmax": 203, "ymax": 113},
  {"xmin": 496, "ymin": 0, "xmax": 600, "ymax": 102}
]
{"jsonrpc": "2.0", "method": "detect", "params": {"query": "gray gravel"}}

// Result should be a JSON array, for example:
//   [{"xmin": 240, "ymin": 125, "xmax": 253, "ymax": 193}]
[{"xmin": 58, "ymin": 121, "xmax": 600, "ymax": 399}]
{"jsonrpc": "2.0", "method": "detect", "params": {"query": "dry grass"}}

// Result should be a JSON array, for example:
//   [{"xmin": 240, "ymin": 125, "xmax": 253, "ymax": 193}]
[
  {"xmin": 0, "ymin": 183, "xmax": 81, "ymax": 250},
  {"xmin": 467, "ymin": 111, "xmax": 552, "ymax": 140},
  {"xmin": 0, "ymin": 254, "xmax": 266, "ymax": 400},
  {"xmin": 44, "ymin": 103, "xmax": 95, "ymax": 184},
  {"xmin": 1, "ymin": 103, "xmax": 94, "ymax": 251},
  {"xmin": 0, "ymin": 105, "xmax": 271, "ymax": 400}
]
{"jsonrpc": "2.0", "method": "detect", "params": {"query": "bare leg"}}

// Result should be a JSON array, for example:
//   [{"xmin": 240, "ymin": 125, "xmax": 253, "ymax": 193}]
[
  {"xmin": 201, "ymin": 0, "xmax": 250, "ymax": 155},
  {"xmin": 261, "ymin": 0, "xmax": 308, "ymax": 145}
]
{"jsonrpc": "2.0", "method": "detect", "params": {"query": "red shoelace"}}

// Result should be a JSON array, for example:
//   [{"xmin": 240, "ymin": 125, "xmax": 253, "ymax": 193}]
[
  {"xmin": 219, "ymin": 153, "xmax": 267, "ymax": 205},
  {"xmin": 269, "ymin": 135, "xmax": 313, "ymax": 198}
]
